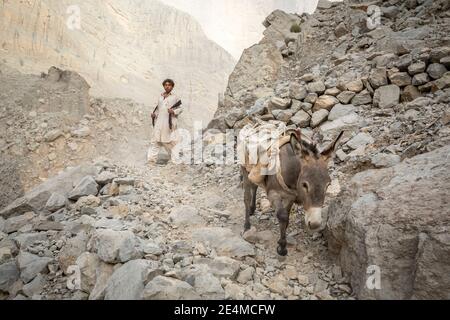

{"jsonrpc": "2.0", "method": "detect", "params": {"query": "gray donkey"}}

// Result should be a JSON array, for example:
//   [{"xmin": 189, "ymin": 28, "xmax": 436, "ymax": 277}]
[{"xmin": 242, "ymin": 131, "xmax": 343, "ymax": 256}]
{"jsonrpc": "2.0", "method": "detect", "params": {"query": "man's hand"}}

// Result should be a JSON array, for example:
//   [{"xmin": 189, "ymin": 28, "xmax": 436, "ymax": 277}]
[{"xmin": 168, "ymin": 109, "xmax": 175, "ymax": 115}]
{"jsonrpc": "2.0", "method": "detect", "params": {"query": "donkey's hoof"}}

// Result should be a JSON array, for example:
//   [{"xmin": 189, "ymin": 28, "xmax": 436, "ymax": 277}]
[{"xmin": 277, "ymin": 245, "xmax": 288, "ymax": 256}]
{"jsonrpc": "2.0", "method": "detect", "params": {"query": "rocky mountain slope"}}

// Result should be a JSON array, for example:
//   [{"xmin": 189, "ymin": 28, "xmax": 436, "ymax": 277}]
[
  {"xmin": 207, "ymin": 0, "xmax": 450, "ymax": 299},
  {"xmin": 164, "ymin": 0, "xmax": 320, "ymax": 59},
  {"xmin": 0, "ymin": 64, "xmax": 152, "ymax": 209},
  {"xmin": 0, "ymin": 0, "xmax": 236, "ymax": 125}
]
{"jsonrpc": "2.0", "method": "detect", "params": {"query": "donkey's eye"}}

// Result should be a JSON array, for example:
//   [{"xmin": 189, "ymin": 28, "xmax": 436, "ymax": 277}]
[{"xmin": 302, "ymin": 182, "xmax": 309, "ymax": 192}]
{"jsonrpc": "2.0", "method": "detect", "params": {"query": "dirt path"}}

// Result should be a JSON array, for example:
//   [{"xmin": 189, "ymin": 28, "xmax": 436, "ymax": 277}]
[{"xmin": 133, "ymin": 161, "xmax": 352, "ymax": 300}]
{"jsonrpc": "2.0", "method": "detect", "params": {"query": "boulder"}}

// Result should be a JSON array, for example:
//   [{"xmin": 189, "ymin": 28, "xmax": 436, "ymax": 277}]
[
  {"xmin": 290, "ymin": 110, "xmax": 311, "ymax": 128},
  {"xmin": 431, "ymin": 71, "xmax": 450, "ymax": 91},
  {"xmin": 335, "ymin": 22, "xmax": 348, "ymax": 38},
  {"xmin": 369, "ymin": 68, "xmax": 388, "ymax": 89},
  {"xmin": 408, "ymin": 61, "xmax": 427, "ymax": 75},
  {"xmin": 95, "ymin": 172, "xmax": 118, "ymax": 186},
  {"xmin": 427, "ymin": 63, "xmax": 447, "ymax": 80},
  {"xmin": 320, "ymin": 113, "xmax": 360, "ymax": 140},
  {"xmin": 412, "ymin": 73, "xmax": 430, "ymax": 86},
  {"xmin": 1, "ymin": 165, "xmax": 100, "ymax": 218},
  {"xmin": 389, "ymin": 72, "xmax": 412, "ymax": 87},
  {"xmin": 441, "ymin": 57, "xmax": 450, "ymax": 69},
  {"xmin": 22, "ymin": 273, "xmax": 45, "ymax": 298},
  {"xmin": 89, "ymin": 262, "xmax": 115, "ymax": 300},
  {"xmin": 346, "ymin": 133, "xmax": 374, "ymax": 150},
  {"xmin": 193, "ymin": 256, "xmax": 240, "ymax": 280},
  {"xmin": 273, "ymin": 109, "xmax": 294, "ymax": 122},
  {"xmin": 0, "ymin": 261, "xmax": 20, "ymax": 293},
  {"xmin": 17, "ymin": 251, "xmax": 52, "ymax": 283},
  {"xmin": 311, "ymin": 110, "xmax": 330, "ymax": 128},
  {"xmin": 192, "ymin": 227, "xmax": 255, "ymax": 258},
  {"xmin": 181, "ymin": 264, "xmax": 225, "ymax": 299},
  {"xmin": 88, "ymin": 229, "xmax": 143, "ymax": 264},
  {"xmin": 346, "ymin": 80, "xmax": 364, "ymax": 93},
  {"xmin": 305, "ymin": 93, "xmax": 318, "ymax": 104},
  {"xmin": 4, "ymin": 212, "xmax": 35, "ymax": 234},
  {"xmin": 373, "ymin": 85, "xmax": 400, "ymax": 108},
  {"xmin": 328, "ymin": 104, "xmax": 356, "ymax": 121},
  {"xmin": 105, "ymin": 260, "xmax": 161, "ymax": 300},
  {"xmin": 68, "ymin": 176, "xmax": 99, "ymax": 200},
  {"xmin": 143, "ymin": 276, "xmax": 200, "ymax": 300},
  {"xmin": 430, "ymin": 47, "xmax": 450, "ymax": 63},
  {"xmin": 313, "ymin": 95, "xmax": 339, "ymax": 112},
  {"xmin": 307, "ymin": 81, "xmax": 326, "ymax": 95},
  {"xmin": 317, "ymin": 0, "xmax": 332, "ymax": 9},
  {"xmin": 327, "ymin": 145, "xmax": 450, "ymax": 299},
  {"xmin": 337, "ymin": 91, "xmax": 356, "ymax": 104},
  {"xmin": 75, "ymin": 252, "xmax": 101, "ymax": 294},
  {"xmin": 237, "ymin": 267, "xmax": 255, "ymax": 284},
  {"xmin": 300, "ymin": 74, "xmax": 315, "ymax": 82},
  {"xmin": 381, "ymin": 6, "xmax": 400, "ymax": 19},
  {"xmin": 395, "ymin": 54, "xmax": 412, "ymax": 71},
  {"xmin": 270, "ymin": 97, "xmax": 291, "ymax": 110},
  {"xmin": 45, "ymin": 193, "xmax": 66, "ymax": 212},
  {"xmin": 352, "ymin": 90, "xmax": 372, "ymax": 106},
  {"xmin": 324, "ymin": 87, "xmax": 340, "ymax": 97},
  {"xmin": 289, "ymin": 83, "xmax": 307, "ymax": 100},
  {"xmin": 373, "ymin": 54, "xmax": 398, "ymax": 68},
  {"xmin": 401, "ymin": 85, "xmax": 421, "ymax": 102}
]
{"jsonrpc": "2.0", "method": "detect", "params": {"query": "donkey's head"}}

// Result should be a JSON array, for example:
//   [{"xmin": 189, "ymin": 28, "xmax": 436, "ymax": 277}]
[{"xmin": 289, "ymin": 131, "xmax": 344, "ymax": 232}]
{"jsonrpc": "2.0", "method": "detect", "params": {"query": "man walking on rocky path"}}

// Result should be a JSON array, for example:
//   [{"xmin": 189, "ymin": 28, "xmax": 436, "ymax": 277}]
[{"xmin": 147, "ymin": 79, "xmax": 183, "ymax": 165}]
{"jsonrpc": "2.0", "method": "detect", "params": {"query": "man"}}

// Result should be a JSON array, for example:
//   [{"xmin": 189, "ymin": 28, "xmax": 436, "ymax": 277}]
[{"xmin": 147, "ymin": 79, "xmax": 183, "ymax": 164}]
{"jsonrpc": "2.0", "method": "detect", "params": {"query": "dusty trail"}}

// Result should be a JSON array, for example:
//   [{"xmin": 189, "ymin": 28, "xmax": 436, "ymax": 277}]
[{"xmin": 131, "ymin": 160, "xmax": 351, "ymax": 300}]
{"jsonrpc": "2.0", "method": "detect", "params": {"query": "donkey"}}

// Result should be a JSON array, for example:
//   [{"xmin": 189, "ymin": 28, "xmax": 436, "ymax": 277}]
[{"xmin": 241, "ymin": 131, "xmax": 343, "ymax": 256}]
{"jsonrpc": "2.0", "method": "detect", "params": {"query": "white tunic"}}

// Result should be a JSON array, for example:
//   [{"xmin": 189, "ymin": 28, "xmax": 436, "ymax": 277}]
[{"xmin": 152, "ymin": 92, "xmax": 183, "ymax": 143}]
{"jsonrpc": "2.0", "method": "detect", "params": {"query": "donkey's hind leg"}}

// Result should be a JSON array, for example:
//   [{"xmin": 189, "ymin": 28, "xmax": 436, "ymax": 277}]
[
  {"xmin": 250, "ymin": 182, "xmax": 258, "ymax": 217},
  {"xmin": 242, "ymin": 167, "xmax": 257, "ymax": 231}
]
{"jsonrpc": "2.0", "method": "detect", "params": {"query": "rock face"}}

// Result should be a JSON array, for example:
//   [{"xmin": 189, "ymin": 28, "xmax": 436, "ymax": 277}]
[
  {"xmin": 210, "ymin": 10, "xmax": 300, "ymax": 128},
  {"xmin": 0, "ymin": 0, "xmax": 236, "ymax": 125},
  {"xmin": 327, "ymin": 146, "xmax": 450, "ymax": 300}
]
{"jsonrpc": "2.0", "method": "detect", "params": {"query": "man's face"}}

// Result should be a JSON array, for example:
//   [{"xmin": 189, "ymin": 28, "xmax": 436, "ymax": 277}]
[{"xmin": 164, "ymin": 83, "xmax": 174, "ymax": 93}]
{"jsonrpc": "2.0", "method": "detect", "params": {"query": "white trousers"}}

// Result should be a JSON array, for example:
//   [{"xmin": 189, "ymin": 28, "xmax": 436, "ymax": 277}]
[{"xmin": 147, "ymin": 141, "xmax": 177, "ymax": 163}]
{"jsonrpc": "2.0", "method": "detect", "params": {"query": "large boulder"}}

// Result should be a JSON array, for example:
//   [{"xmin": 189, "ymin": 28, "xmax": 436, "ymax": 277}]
[
  {"xmin": 1, "ymin": 165, "xmax": 100, "ymax": 218},
  {"xmin": 104, "ymin": 260, "xmax": 161, "ymax": 300},
  {"xmin": 88, "ymin": 229, "xmax": 143, "ymax": 264},
  {"xmin": 327, "ymin": 146, "xmax": 450, "ymax": 299},
  {"xmin": 0, "ymin": 261, "xmax": 20, "ymax": 293},
  {"xmin": 192, "ymin": 227, "xmax": 255, "ymax": 258},
  {"xmin": 17, "ymin": 251, "xmax": 52, "ymax": 283},
  {"xmin": 373, "ymin": 85, "xmax": 400, "ymax": 108},
  {"xmin": 143, "ymin": 276, "xmax": 200, "ymax": 300}
]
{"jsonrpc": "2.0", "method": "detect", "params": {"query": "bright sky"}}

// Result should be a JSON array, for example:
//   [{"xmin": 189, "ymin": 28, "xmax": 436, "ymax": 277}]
[{"xmin": 164, "ymin": 0, "xmax": 321, "ymax": 59}]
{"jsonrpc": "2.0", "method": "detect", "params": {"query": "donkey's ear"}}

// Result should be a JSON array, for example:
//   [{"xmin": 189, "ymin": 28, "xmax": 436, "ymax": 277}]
[
  {"xmin": 290, "ymin": 131, "xmax": 302, "ymax": 156},
  {"xmin": 321, "ymin": 131, "xmax": 344, "ymax": 161}
]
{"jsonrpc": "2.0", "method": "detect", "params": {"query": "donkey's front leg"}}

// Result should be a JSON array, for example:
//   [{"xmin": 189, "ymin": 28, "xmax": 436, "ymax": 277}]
[{"xmin": 272, "ymin": 197, "xmax": 292, "ymax": 256}]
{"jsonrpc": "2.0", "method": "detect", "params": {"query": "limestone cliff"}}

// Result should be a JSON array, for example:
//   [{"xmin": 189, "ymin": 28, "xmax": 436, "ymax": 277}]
[{"xmin": 0, "ymin": 0, "xmax": 236, "ymax": 126}]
